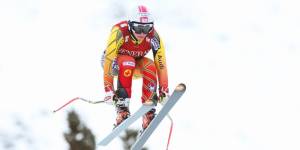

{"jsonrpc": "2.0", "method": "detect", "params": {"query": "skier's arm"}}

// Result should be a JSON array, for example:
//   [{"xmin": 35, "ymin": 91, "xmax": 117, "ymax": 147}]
[
  {"xmin": 103, "ymin": 26, "xmax": 124, "ymax": 92},
  {"xmin": 152, "ymin": 31, "xmax": 169, "ymax": 94}
]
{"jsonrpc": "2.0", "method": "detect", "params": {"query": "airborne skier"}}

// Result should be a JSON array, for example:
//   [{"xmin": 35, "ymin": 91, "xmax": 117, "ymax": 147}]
[{"xmin": 102, "ymin": 5, "xmax": 169, "ymax": 130}]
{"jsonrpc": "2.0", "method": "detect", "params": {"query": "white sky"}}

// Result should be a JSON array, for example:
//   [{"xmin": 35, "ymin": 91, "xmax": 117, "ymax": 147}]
[{"xmin": 0, "ymin": 0, "xmax": 300, "ymax": 150}]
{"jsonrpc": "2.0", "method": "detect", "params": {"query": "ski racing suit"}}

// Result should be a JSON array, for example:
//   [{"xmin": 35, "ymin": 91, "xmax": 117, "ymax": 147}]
[{"xmin": 102, "ymin": 21, "xmax": 168, "ymax": 103}]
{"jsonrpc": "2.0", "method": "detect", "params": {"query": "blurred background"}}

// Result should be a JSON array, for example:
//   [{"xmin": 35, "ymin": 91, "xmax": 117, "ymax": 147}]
[{"xmin": 0, "ymin": 0, "xmax": 300, "ymax": 149}]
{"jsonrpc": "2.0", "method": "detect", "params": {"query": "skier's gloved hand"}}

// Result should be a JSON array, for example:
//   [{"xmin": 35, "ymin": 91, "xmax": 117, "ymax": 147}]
[
  {"xmin": 104, "ymin": 91, "xmax": 116, "ymax": 105},
  {"xmin": 159, "ymin": 86, "xmax": 169, "ymax": 105}
]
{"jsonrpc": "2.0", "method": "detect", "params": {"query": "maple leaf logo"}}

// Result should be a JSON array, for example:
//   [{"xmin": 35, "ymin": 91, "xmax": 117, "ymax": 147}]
[{"xmin": 124, "ymin": 69, "xmax": 132, "ymax": 77}]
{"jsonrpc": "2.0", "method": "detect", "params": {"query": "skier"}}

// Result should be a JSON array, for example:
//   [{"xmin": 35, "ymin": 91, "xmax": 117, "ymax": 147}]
[{"xmin": 102, "ymin": 5, "xmax": 169, "ymax": 131}]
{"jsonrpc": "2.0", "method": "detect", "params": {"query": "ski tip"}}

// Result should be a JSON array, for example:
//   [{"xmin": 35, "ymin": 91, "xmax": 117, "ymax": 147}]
[{"xmin": 175, "ymin": 83, "xmax": 186, "ymax": 92}]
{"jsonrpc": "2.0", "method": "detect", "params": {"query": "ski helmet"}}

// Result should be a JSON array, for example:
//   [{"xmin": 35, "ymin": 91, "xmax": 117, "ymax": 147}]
[
  {"xmin": 129, "ymin": 5, "xmax": 154, "ymax": 23},
  {"xmin": 129, "ymin": 5, "xmax": 154, "ymax": 34}
]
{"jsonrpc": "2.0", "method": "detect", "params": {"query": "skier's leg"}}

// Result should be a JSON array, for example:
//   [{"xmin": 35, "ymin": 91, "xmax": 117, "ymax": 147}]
[
  {"xmin": 136, "ymin": 57, "xmax": 158, "ymax": 104},
  {"xmin": 136, "ymin": 57, "xmax": 158, "ymax": 130},
  {"xmin": 116, "ymin": 55, "xmax": 136, "ymax": 99},
  {"xmin": 114, "ymin": 55, "xmax": 136, "ymax": 126}
]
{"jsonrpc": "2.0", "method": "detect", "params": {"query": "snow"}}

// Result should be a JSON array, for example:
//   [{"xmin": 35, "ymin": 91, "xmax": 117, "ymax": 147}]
[{"xmin": 1, "ymin": 0, "xmax": 300, "ymax": 150}]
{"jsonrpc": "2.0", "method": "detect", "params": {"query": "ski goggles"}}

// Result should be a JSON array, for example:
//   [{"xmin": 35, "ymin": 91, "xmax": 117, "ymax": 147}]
[{"xmin": 130, "ymin": 21, "xmax": 153, "ymax": 34}]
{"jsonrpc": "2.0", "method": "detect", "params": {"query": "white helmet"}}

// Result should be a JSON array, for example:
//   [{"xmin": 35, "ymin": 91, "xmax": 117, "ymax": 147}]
[
  {"xmin": 129, "ymin": 5, "xmax": 154, "ymax": 23},
  {"xmin": 128, "ymin": 5, "xmax": 154, "ymax": 34}
]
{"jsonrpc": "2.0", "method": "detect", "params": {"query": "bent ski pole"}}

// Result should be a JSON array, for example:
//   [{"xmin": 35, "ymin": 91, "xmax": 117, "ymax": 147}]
[
  {"xmin": 53, "ymin": 97, "xmax": 106, "ymax": 113},
  {"xmin": 166, "ymin": 114, "xmax": 173, "ymax": 150},
  {"xmin": 160, "ymin": 103, "xmax": 174, "ymax": 150}
]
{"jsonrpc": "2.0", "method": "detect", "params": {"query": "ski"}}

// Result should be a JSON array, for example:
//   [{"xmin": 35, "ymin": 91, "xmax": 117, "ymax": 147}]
[
  {"xmin": 131, "ymin": 83, "xmax": 186, "ymax": 150},
  {"xmin": 98, "ymin": 104, "xmax": 155, "ymax": 146}
]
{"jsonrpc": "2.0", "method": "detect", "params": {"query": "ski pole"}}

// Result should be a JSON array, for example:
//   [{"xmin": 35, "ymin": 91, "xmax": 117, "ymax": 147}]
[
  {"xmin": 160, "ymin": 102, "xmax": 174, "ymax": 150},
  {"xmin": 166, "ymin": 114, "xmax": 173, "ymax": 150},
  {"xmin": 53, "ymin": 97, "xmax": 106, "ymax": 113}
]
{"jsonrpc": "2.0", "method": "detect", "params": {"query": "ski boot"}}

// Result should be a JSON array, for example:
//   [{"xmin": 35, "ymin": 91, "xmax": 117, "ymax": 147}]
[
  {"xmin": 140, "ymin": 108, "xmax": 156, "ymax": 133},
  {"xmin": 139, "ymin": 95, "xmax": 158, "ymax": 133},
  {"xmin": 113, "ymin": 97, "xmax": 130, "ymax": 128},
  {"xmin": 143, "ymin": 94, "xmax": 158, "ymax": 106}
]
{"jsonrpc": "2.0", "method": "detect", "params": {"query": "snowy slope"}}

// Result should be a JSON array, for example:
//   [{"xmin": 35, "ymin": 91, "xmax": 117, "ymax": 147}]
[{"xmin": 1, "ymin": 0, "xmax": 300, "ymax": 150}]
